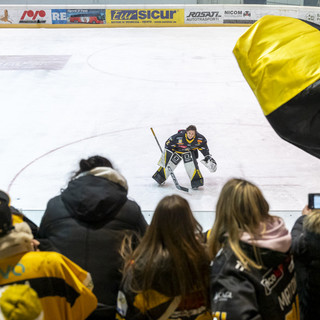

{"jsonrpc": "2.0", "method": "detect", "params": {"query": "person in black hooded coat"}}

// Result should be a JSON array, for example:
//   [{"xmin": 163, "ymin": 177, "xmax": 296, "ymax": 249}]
[
  {"xmin": 291, "ymin": 205, "xmax": 320, "ymax": 320},
  {"xmin": 37, "ymin": 156, "xmax": 148, "ymax": 319}
]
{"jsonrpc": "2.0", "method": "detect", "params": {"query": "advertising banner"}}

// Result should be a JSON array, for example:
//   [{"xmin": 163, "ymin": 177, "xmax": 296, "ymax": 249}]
[
  {"xmin": 106, "ymin": 9, "xmax": 184, "ymax": 26},
  {"xmin": 1, "ymin": 5, "xmax": 320, "ymax": 27},
  {"xmin": 0, "ymin": 8, "xmax": 14, "ymax": 24},
  {"xmin": 298, "ymin": 9, "xmax": 320, "ymax": 24},
  {"xmin": 66, "ymin": 9, "xmax": 106, "ymax": 24},
  {"xmin": 51, "ymin": 9, "xmax": 67, "ymax": 24},
  {"xmin": 0, "ymin": 8, "xmax": 52, "ymax": 24},
  {"xmin": 185, "ymin": 8, "xmax": 223, "ymax": 24},
  {"xmin": 222, "ymin": 8, "xmax": 256, "ymax": 24},
  {"xmin": 185, "ymin": 6, "xmax": 257, "ymax": 24},
  {"xmin": 19, "ymin": 9, "xmax": 51, "ymax": 24}
]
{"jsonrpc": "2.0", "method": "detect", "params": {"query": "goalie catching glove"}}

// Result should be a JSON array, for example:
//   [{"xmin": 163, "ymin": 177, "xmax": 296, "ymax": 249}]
[{"xmin": 200, "ymin": 155, "xmax": 217, "ymax": 172}]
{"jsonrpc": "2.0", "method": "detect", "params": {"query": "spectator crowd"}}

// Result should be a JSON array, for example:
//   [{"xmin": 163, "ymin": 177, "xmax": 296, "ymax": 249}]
[{"xmin": 0, "ymin": 155, "xmax": 318, "ymax": 320}]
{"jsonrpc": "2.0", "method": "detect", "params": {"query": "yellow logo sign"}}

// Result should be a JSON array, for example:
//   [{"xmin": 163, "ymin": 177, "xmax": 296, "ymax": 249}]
[{"xmin": 106, "ymin": 9, "xmax": 184, "ymax": 25}]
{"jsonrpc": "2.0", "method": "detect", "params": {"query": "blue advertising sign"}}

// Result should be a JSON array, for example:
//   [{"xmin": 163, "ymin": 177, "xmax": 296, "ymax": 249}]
[{"xmin": 51, "ymin": 9, "xmax": 67, "ymax": 24}]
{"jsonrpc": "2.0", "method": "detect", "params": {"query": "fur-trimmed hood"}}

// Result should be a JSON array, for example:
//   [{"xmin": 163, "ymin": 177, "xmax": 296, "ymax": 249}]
[
  {"xmin": 88, "ymin": 167, "xmax": 128, "ymax": 190},
  {"xmin": 61, "ymin": 167, "xmax": 128, "ymax": 223}
]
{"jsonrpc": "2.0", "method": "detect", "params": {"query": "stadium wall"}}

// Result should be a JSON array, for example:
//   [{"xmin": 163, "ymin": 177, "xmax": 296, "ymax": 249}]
[{"xmin": 0, "ymin": 4, "xmax": 319, "ymax": 27}]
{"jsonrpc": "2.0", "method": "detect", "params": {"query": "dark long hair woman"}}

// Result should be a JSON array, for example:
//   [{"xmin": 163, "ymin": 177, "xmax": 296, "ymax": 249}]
[{"xmin": 117, "ymin": 194, "xmax": 211, "ymax": 320}]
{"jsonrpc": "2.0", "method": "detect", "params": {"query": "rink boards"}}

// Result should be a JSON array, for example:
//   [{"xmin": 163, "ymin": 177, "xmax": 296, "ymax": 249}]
[{"xmin": 0, "ymin": 4, "xmax": 319, "ymax": 28}]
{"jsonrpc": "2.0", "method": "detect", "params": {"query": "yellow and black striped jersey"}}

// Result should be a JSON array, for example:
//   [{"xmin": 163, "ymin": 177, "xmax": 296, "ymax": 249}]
[{"xmin": 0, "ymin": 251, "xmax": 97, "ymax": 320}]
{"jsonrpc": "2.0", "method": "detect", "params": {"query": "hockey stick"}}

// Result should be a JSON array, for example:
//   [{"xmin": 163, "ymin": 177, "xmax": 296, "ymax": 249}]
[{"xmin": 150, "ymin": 127, "xmax": 189, "ymax": 193}]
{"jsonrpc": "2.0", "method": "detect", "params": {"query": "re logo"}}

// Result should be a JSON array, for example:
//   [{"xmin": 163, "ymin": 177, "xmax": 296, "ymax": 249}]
[
  {"xmin": 52, "ymin": 11, "xmax": 66, "ymax": 21},
  {"xmin": 0, "ymin": 263, "xmax": 25, "ymax": 279},
  {"xmin": 51, "ymin": 9, "xmax": 67, "ymax": 24}
]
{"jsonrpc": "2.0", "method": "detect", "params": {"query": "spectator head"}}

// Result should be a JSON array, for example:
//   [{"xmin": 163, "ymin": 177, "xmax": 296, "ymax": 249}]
[
  {"xmin": 0, "ymin": 191, "xmax": 13, "ymax": 237},
  {"xmin": 149, "ymin": 194, "xmax": 203, "ymax": 242},
  {"xmin": 208, "ymin": 178, "xmax": 271, "ymax": 268},
  {"xmin": 73, "ymin": 155, "xmax": 113, "ymax": 178},
  {"xmin": 0, "ymin": 283, "xmax": 43, "ymax": 320},
  {"xmin": 304, "ymin": 209, "xmax": 320, "ymax": 234},
  {"xmin": 125, "ymin": 194, "xmax": 208, "ymax": 300}
]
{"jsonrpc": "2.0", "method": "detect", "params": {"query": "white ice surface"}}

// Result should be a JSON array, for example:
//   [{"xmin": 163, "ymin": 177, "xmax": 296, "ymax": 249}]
[{"xmin": 0, "ymin": 26, "xmax": 319, "ymax": 230}]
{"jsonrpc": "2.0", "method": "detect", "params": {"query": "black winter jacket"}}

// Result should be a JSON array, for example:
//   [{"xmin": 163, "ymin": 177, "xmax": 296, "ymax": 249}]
[
  {"xmin": 291, "ymin": 215, "xmax": 320, "ymax": 320},
  {"xmin": 210, "ymin": 242, "xmax": 299, "ymax": 320},
  {"xmin": 37, "ymin": 168, "xmax": 148, "ymax": 318}
]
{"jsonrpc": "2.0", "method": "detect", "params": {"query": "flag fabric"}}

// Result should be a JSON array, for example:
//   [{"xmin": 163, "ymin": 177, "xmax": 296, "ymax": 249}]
[{"xmin": 233, "ymin": 15, "xmax": 320, "ymax": 158}]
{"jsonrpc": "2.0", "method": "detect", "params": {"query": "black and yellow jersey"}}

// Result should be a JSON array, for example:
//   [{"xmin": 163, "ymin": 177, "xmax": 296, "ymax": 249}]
[
  {"xmin": 0, "ymin": 251, "xmax": 97, "ymax": 320},
  {"xmin": 117, "ymin": 288, "xmax": 211, "ymax": 320},
  {"xmin": 165, "ymin": 130, "xmax": 210, "ymax": 157}
]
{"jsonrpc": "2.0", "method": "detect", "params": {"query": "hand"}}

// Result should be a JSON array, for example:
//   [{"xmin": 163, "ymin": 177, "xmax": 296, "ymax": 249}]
[
  {"xmin": 302, "ymin": 205, "xmax": 312, "ymax": 216},
  {"xmin": 31, "ymin": 239, "xmax": 40, "ymax": 251}
]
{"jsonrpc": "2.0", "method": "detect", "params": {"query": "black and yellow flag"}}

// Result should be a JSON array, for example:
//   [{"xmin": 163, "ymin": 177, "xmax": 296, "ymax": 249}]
[{"xmin": 233, "ymin": 15, "xmax": 320, "ymax": 158}]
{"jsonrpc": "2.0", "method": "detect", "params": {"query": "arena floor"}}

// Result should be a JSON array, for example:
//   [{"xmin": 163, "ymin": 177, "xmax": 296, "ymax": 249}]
[{"xmin": 1, "ymin": 26, "xmax": 319, "ymax": 229}]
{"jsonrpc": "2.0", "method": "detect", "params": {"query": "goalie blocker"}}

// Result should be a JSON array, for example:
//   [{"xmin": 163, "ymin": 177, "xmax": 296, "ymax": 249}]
[{"xmin": 153, "ymin": 149, "xmax": 216, "ymax": 189}]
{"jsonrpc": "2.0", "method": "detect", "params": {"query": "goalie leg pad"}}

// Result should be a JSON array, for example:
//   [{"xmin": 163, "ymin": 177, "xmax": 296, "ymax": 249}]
[
  {"xmin": 164, "ymin": 152, "xmax": 182, "ymax": 176},
  {"xmin": 183, "ymin": 152, "xmax": 204, "ymax": 188},
  {"xmin": 158, "ymin": 149, "xmax": 173, "ymax": 167},
  {"xmin": 191, "ymin": 172, "xmax": 204, "ymax": 189},
  {"xmin": 158, "ymin": 149, "xmax": 182, "ymax": 168},
  {"xmin": 169, "ymin": 152, "xmax": 183, "ymax": 168},
  {"xmin": 152, "ymin": 167, "xmax": 166, "ymax": 185},
  {"xmin": 153, "ymin": 152, "xmax": 182, "ymax": 185}
]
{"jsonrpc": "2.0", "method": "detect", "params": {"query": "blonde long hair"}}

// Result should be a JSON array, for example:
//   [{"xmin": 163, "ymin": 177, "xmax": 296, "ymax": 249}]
[
  {"xmin": 208, "ymin": 178, "xmax": 273, "ymax": 269},
  {"xmin": 304, "ymin": 210, "xmax": 320, "ymax": 233}
]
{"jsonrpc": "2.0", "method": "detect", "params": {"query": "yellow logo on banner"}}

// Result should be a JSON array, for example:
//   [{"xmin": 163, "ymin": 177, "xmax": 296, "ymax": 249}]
[{"xmin": 106, "ymin": 9, "xmax": 184, "ymax": 25}]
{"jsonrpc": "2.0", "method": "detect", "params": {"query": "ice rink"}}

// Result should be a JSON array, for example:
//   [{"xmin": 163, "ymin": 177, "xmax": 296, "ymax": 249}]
[{"xmin": 1, "ymin": 26, "xmax": 319, "ymax": 230}]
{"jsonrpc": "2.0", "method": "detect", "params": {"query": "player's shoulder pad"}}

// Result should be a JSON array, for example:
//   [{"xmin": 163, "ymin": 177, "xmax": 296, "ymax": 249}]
[
  {"xmin": 170, "ymin": 131, "xmax": 184, "ymax": 140},
  {"xmin": 196, "ymin": 132, "xmax": 206, "ymax": 140}
]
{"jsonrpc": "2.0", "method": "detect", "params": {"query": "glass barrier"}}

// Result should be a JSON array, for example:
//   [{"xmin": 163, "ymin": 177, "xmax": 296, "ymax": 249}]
[{"xmin": 21, "ymin": 209, "xmax": 301, "ymax": 231}]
